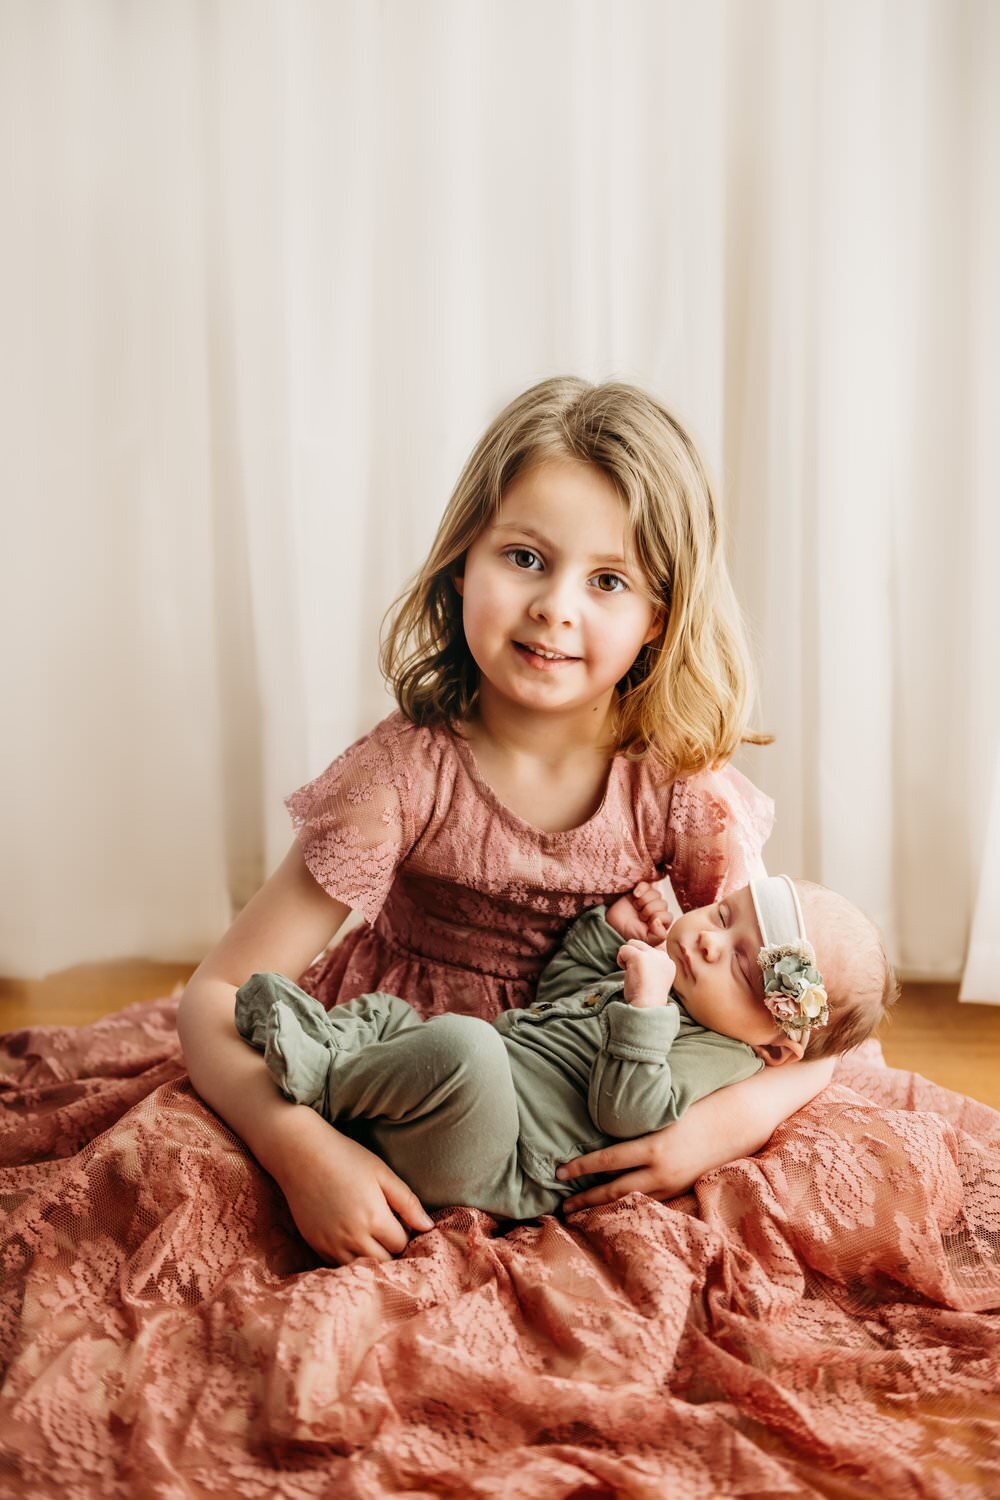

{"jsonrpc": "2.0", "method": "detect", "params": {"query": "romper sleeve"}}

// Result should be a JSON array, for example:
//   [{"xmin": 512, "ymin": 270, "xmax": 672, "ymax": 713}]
[
  {"xmin": 283, "ymin": 713, "xmax": 417, "ymax": 925},
  {"xmin": 588, "ymin": 1022, "xmax": 762, "ymax": 1136},
  {"xmin": 663, "ymin": 764, "xmax": 775, "ymax": 913}
]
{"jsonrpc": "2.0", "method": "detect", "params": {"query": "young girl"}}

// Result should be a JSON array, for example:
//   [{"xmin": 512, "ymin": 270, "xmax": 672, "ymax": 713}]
[{"xmin": 176, "ymin": 375, "xmax": 838, "ymax": 1267}]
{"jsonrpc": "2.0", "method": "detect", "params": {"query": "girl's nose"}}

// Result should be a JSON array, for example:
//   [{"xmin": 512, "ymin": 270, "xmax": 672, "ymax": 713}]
[{"xmin": 529, "ymin": 577, "xmax": 577, "ymax": 627}]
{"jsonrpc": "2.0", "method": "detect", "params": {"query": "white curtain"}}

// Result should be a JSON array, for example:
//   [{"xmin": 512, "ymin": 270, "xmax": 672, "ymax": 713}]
[{"xmin": 2, "ymin": 0, "xmax": 997, "ymax": 988}]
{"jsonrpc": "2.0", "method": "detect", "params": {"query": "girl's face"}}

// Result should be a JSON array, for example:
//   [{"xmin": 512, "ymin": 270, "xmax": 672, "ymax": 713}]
[{"xmin": 454, "ymin": 459, "xmax": 662, "ymax": 723}]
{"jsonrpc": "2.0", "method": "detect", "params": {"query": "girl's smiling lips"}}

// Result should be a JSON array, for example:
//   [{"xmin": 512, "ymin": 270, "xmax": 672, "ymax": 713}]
[{"xmin": 512, "ymin": 640, "xmax": 581, "ymax": 668}]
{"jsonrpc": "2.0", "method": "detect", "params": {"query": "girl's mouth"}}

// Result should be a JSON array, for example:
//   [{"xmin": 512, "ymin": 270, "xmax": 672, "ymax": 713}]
[{"xmin": 513, "ymin": 641, "xmax": 580, "ymax": 669}]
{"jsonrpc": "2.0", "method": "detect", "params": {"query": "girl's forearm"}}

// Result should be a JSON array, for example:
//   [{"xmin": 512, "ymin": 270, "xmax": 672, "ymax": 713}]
[
  {"xmin": 176, "ymin": 976, "xmax": 336, "ymax": 1179},
  {"xmin": 684, "ymin": 1055, "xmax": 837, "ymax": 1167}
]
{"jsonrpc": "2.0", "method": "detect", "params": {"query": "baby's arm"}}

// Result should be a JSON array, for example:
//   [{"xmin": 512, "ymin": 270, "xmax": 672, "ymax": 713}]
[
  {"xmin": 587, "ymin": 998, "xmax": 681, "ymax": 1137},
  {"xmin": 587, "ymin": 940, "xmax": 681, "ymax": 1136},
  {"xmin": 534, "ymin": 904, "xmax": 625, "ymax": 1004},
  {"xmin": 536, "ymin": 883, "xmax": 672, "ymax": 1005}
]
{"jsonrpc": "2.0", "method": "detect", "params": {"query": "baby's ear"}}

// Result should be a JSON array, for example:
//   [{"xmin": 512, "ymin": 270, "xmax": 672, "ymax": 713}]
[{"xmin": 754, "ymin": 1035, "xmax": 806, "ymax": 1067}]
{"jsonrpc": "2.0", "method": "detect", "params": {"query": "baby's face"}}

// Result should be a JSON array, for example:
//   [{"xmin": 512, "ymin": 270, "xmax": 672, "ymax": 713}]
[{"xmin": 665, "ymin": 885, "xmax": 798, "ymax": 1061}]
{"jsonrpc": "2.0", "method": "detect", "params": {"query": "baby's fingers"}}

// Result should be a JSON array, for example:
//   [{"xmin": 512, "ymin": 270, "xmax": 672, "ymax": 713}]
[
  {"xmin": 636, "ymin": 886, "xmax": 670, "ymax": 919},
  {"xmin": 617, "ymin": 939, "xmax": 652, "ymax": 959}
]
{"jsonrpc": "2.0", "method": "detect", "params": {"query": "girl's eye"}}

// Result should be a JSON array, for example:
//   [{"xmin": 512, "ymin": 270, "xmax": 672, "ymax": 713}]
[
  {"xmin": 592, "ymin": 572, "xmax": 628, "ymax": 594},
  {"xmin": 504, "ymin": 547, "xmax": 542, "ymax": 571}
]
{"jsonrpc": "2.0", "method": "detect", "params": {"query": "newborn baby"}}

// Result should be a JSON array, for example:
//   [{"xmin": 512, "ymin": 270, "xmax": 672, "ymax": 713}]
[{"xmin": 235, "ymin": 873, "xmax": 895, "ymax": 1222}]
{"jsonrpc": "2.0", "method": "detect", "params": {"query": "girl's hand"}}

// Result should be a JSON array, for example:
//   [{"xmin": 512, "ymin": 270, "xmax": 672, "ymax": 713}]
[
  {"xmin": 616, "ymin": 938, "xmax": 677, "ymax": 1007},
  {"xmin": 605, "ymin": 881, "xmax": 672, "ymax": 945},
  {"xmin": 556, "ymin": 1124, "xmax": 692, "ymax": 1207},
  {"xmin": 272, "ymin": 1107, "xmax": 435, "ymax": 1266},
  {"xmin": 555, "ymin": 1056, "xmax": 839, "ymax": 1211}
]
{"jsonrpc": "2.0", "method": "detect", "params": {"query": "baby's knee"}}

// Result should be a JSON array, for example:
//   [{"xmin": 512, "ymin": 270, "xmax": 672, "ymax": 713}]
[{"xmin": 423, "ymin": 1014, "xmax": 507, "ymax": 1076}]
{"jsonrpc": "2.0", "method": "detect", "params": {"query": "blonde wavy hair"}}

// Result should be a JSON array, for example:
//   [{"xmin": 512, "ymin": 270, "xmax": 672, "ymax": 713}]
[{"xmin": 379, "ymin": 375, "xmax": 770, "ymax": 777}]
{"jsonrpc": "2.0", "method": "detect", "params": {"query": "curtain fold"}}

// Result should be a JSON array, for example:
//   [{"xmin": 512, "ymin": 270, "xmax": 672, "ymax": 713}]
[{"xmin": 2, "ymin": 0, "xmax": 996, "ymax": 986}]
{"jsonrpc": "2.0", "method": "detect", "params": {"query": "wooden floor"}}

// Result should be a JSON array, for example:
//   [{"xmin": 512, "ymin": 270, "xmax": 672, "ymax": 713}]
[{"xmin": 1, "ymin": 963, "xmax": 999, "ymax": 1113}]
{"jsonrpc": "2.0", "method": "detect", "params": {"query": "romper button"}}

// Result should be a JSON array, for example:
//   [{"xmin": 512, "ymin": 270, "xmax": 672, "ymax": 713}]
[{"xmin": 584, "ymin": 993, "xmax": 600, "ymax": 1006}]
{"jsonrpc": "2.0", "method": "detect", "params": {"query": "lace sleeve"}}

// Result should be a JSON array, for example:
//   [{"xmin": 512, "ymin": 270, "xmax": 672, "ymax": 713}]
[
  {"xmin": 283, "ymin": 715, "xmax": 413, "ymax": 925},
  {"xmin": 664, "ymin": 763, "xmax": 775, "ymax": 912}
]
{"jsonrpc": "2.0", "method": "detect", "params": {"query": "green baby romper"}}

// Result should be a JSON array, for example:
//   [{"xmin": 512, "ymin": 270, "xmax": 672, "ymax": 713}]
[{"xmin": 235, "ymin": 906, "xmax": 763, "ymax": 1220}]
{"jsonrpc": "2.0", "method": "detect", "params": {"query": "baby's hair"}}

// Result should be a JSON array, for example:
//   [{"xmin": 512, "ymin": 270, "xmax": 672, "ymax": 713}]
[
  {"xmin": 793, "ymin": 881, "xmax": 899, "ymax": 1060},
  {"xmin": 379, "ymin": 375, "xmax": 771, "ymax": 778}
]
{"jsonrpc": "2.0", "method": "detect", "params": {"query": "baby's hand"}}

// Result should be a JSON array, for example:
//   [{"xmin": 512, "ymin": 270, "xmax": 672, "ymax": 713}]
[
  {"xmin": 605, "ymin": 881, "xmax": 673, "ymax": 945},
  {"xmin": 617, "ymin": 939, "xmax": 677, "ymax": 1008}
]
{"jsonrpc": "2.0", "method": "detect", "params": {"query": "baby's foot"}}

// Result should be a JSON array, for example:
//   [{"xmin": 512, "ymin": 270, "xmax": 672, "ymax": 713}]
[
  {"xmin": 236, "ymin": 971, "xmax": 333, "ymax": 1051},
  {"xmin": 264, "ymin": 1001, "xmax": 331, "ymax": 1108},
  {"xmin": 617, "ymin": 939, "xmax": 677, "ymax": 1008}
]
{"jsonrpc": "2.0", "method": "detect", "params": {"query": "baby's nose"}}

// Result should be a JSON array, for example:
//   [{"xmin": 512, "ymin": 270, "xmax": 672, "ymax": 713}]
[{"xmin": 698, "ymin": 930, "xmax": 722, "ymax": 962}]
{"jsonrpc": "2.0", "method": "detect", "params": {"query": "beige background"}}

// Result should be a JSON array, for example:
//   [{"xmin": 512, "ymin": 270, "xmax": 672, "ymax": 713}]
[{"xmin": 1, "ymin": 0, "xmax": 998, "ymax": 996}]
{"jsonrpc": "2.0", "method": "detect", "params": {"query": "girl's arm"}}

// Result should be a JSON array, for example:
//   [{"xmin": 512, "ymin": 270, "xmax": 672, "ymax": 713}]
[
  {"xmin": 176, "ymin": 840, "xmax": 434, "ymax": 1264},
  {"xmin": 555, "ymin": 1054, "xmax": 837, "ymax": 1208}
]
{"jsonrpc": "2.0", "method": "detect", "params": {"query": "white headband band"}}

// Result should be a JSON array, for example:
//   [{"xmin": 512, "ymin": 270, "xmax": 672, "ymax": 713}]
[
  {"xmin": 749, "ymin": 874, "xmax": 809, "ymax": 955},
  {"xmin": 748, "ymin": 875, "xmax": 829, "ymax": 1037}
]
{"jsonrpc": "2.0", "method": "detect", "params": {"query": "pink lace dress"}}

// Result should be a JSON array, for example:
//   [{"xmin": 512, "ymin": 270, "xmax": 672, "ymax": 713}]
[
  {"xmin": 286, "ymin": 711, "xmax": 775, "ymax": 1020},
  {"xmin": 2, "ymin": 710, "xmax": 999, "ymax": 1494}
]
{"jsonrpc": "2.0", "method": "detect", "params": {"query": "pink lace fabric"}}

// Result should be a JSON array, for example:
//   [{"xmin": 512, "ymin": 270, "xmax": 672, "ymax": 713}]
[
  {"xmin": 2, "ymin": 1009, "xmax": 999, "ymax": 1496},
  {"xmin": 1, "ymin": 722, "xmax": 997, "ymax": 1494},
  {"xmin": 286, "ymin": 712, "xmax": 776, "ymax": 1018}
]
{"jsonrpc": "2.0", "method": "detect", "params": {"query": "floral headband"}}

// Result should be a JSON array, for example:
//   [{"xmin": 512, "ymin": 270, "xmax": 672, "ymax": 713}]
[{"xmin": 748, "ymin": 875, "xmax": 829, "ymax": 1037}]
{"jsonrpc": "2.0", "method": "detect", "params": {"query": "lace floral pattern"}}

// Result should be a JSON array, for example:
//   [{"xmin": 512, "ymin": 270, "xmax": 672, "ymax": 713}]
[
  {"xmin": 2, "ymin": 721, "xmax": 996, "ymax": 1493},
  {"xmin": 2, "ymin": 1001, "xmax": 999, "ymax": 1495},
  {"xmin": 287, "ymin": 713, "xmax": 774, "ymax": 1019}
]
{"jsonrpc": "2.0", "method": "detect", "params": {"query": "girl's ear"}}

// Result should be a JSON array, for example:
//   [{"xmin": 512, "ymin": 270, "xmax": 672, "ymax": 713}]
[
  {"xmin": 641, "ymin": 605, "xmax": 666, "ymax": 647},
  {"xmin": 453, "ymin": 567, "xmax": 465, "ymax": 597},
  {"xmin": 754, "ymin": 1034, "xmax": 807, "ymax": 1067}
]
